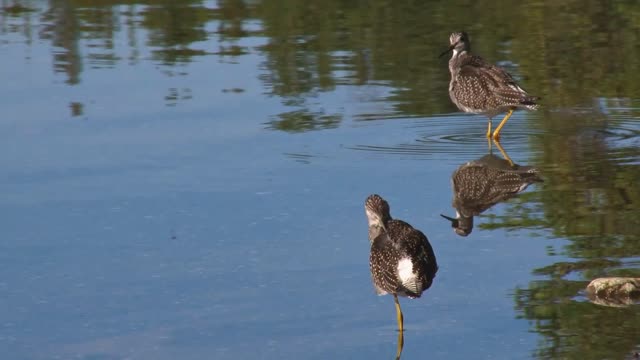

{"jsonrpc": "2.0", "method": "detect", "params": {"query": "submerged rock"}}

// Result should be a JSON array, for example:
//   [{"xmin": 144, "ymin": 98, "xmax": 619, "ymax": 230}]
[{"xmin": 586, "ymin": 277, "xmax": 640, "ymax": 307}]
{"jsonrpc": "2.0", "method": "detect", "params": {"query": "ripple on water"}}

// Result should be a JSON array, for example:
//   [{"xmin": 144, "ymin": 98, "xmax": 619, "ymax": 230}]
[
  {"xmin": 350, "ymin": 113, "xmax": 540, "ymax": 162},
  {"xmin": 604, "ymin": 117, "xmax": 640, "ymax": 165},
  {"xmin": 542, "ymin": 109, "xmax": 640, "ymax": 166}
]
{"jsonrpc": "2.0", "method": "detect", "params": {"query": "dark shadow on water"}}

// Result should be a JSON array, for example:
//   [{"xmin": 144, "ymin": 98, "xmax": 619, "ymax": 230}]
[{"xmin": 441, "ymin": 140, "xmax": 543, "ymax": 236}]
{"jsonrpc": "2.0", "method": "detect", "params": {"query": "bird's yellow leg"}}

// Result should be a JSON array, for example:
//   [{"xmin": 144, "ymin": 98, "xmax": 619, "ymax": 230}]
[
  {"xmin": 394, "ymin": 294, "xmax": 404, "ymax": 333},
  {"xmin": 492, "ymin": 139, "xmax": 515, "ymax": 168},
  {"xmin": 485, "ymin": 119, "xmax": 492, "ymax": 138},
  {"xmin": 395, "ymin": 328, "xmax": 404, "ymax": 360},
  {"xmin": 492, "ymin": 109, "xmax": 514, "ymax": 141}
]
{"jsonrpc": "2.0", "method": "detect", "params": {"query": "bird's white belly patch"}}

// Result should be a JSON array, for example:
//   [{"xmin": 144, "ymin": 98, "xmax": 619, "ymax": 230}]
[{"xmin": 397, "ymin": 258, "xmax": 416, "ymax": 284}]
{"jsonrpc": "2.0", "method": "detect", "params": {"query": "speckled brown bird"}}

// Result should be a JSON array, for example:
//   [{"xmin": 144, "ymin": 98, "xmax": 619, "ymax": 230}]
[
  {"xmin": 440, "ymin": 31, "xmax": 539, "ymax": 140},
  {"xmin": 364, "ymin": 194, "xmax": 438, "ymax": 332}
]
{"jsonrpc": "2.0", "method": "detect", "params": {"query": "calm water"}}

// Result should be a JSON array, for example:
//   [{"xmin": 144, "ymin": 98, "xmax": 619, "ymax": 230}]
[{"xmin": 2, "ymin": 1, "xmax": 640, "ymax": 359}]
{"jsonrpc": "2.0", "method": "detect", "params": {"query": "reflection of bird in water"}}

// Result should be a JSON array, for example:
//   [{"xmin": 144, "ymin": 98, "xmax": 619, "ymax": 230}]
[
  {"xmin": 365, "ymin": 194, "xmax": 438, "ymax": 336},
  {"xmin": 440, "ymin": 31, "xmax": 539, "ymax": 140},
  {"xmin": 441, "ymin": 144, "xmax": 543, "ymax": 236}
]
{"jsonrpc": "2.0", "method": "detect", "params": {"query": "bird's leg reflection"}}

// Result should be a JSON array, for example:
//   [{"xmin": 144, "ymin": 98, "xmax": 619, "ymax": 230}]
[
  {"xmin": 393, "ymin": 294, "xmax": 404, "ymax": 332},
  {"xmin": 485, "ymin": 118, "xmax": 492, "ymax": 138},
  {"xmin": 492, "ymin": 109, "xmax": 514, "ymax": 141},
  {"xmin": 492, "ymin": 139, "xmax": 515, "ymax": 168},
  {"xmin": 395, "ymin": 327, "xmax": 404, "ymax": 360},
  {"xmin": 393, "ymin": 294, "xmax": 404, "ymax": 359}
]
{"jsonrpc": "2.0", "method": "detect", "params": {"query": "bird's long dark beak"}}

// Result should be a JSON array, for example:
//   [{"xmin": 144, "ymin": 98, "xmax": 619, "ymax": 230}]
[
  {"xmin": 440, "ymin": 214, "xmax": 459, "ymax": 227},
  {"xmin": 439, "ymin": 44, "xmax": 455, "ymax": 58}
]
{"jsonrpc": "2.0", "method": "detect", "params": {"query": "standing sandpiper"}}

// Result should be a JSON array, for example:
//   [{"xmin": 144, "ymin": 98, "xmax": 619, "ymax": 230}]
[
  {"xmin": 365, "ymin": 194, "xmax": 438, "ymax": 332},
  {"xmin": 440, "ymin": 32, "xmax": 539, "ymax": 140}
]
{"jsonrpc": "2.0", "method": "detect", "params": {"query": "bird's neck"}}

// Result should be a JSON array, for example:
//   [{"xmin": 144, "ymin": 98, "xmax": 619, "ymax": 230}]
[
  {"xmin": 451, "ymin": 49, "xmax": 469, "ymax": 59},
  {"xmin": 368, "ymin": 224, "xmax": 386, "ymax": 243},
  {"xmin": 449, "ymin": 50, "xmax": 469, "ymax": 73}
]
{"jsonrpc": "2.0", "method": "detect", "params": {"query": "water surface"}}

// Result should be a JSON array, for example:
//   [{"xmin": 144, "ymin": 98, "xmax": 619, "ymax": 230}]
[{"xmin": 2, "ymin": 1, "xmax": 640, "ymax": 359}]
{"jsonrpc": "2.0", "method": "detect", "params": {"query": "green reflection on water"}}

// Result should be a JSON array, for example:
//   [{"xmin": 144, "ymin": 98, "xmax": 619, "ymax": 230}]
[
  {"xmin": 266, "ymin": 109, "xmax": 342, "ymax": 132},
  {"xmin": 5, "ymin": 0, "xmax": 640, "ymax": 111},
  {"xmin": 512, "ymin": 108, "xmax": 640, "ymax": 358}
]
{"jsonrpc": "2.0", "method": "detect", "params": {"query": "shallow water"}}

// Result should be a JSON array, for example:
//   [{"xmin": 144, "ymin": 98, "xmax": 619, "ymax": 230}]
[{"xmin": 2, "ymin": 1, "xmax": 640, "ymax": 359}]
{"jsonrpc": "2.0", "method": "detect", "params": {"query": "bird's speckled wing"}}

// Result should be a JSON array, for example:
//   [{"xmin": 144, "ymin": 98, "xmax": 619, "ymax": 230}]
[
  {"xmin": 451, "ymin": 54, "xmax": 536, "ymax": 113},
  {"xmin": 369, "ymin": 230, "xmax": 400, "ymax": 295}
]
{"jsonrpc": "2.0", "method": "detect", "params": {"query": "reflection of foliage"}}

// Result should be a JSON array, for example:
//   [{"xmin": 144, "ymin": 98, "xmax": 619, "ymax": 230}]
[
  {"xmin": 514, "ymin": 281, "xmax": 640, "ymax": 360},
  {"xmin": 512, "ymin": 111, "xmax": 640, "ymax": 359},
  {"xmin": 39, "ymin": 2, "xmax": 82, "ymax": 84},
  {"xmin": 255, "ymin": 0, "xmax": 640, "ymax": 116},
  {"xmin": 477, "ymin": 192, "xmax": 547, "ymax": 231},
  {"xmin": 11, "ymin": 1, "xmax": 233, "ymax": 103},
  {"xmin": 152, "ymin": 47, "xmax": 210, "ymax": 62},
  {"xmin": 266, "ymin": 109, "xmax": 341, "ymax": 132},
  {"xmin": 534, "ymin": 120, "xmax": 640, "ymax": 260},
  {"xmin": 215, "ymin": 0, "xmax": 254, "ymax": 39},
  {"xmin": 140, "ymin": 2, "xmax": 211, "ymax": 64},
  {"xmin": 2, "ymin": 3, "xmax": 35, "ymax": 15},
  {"xmin": 69, "ymin": 102, "xmax": 84, "ymax": 117},
  {"xmin": 532, "ymin": 259, "xmax": 621, "ymax": 279},
  {"xmin": 7, "ymin": 0, "xmax": 640, "ymax": 117}
]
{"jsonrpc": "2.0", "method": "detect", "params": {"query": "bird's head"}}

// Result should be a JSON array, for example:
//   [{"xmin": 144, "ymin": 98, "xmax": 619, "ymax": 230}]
[
  {"xmin": 365, "ymin": 194, "xmax": 391, "ymax": 229},
  {"xmin": 440, "ymin": 212, "xmax": 473, "ymax": 237},
  {"xmin": 439, "ymin": 31, "xmax": 470, "ymax": 58}
]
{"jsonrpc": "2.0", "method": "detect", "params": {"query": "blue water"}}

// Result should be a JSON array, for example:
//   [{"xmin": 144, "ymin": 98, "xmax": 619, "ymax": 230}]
[{"xmin": 3, "ymin": 2, "xmax": 640, "ymax": 360}]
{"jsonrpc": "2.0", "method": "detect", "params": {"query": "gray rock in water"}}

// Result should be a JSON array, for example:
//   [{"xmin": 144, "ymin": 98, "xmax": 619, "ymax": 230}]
[{"xmin": 586, "ymin": 277, "xmax": 640, "ymax": 307}]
